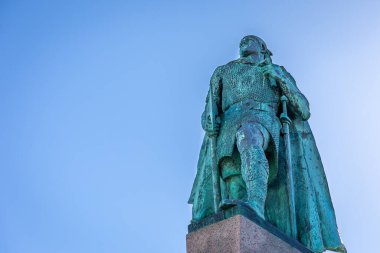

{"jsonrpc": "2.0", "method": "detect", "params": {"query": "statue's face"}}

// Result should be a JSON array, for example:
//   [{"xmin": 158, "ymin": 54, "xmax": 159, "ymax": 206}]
[{"xmin": 240, "ymin": 38, "xmax": 262, "ymax": 57}]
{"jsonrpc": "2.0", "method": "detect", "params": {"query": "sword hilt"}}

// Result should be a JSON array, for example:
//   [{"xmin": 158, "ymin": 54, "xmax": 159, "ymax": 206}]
[{"xmin": 280, "ymin": 95, "xmax": 291, "ymax": 126}]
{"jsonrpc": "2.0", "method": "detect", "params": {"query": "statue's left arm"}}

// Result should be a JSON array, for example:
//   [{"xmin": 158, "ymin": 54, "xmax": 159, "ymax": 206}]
[{"xmin": 274, "ymin": 65, "xmax": 311, "ymax": 121}]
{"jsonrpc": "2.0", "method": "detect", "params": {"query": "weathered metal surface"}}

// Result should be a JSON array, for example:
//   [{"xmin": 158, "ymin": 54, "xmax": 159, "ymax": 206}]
[
  {"xmin": 280, "ymin": 95, "xmax": 297, "ymax": 239},
  {"xmin": 188, "ymin": 35, "xmax": 346, "ymax": 253},
  {"xmin": 207, "ymin": 88, "xmax": 221, "ymax": 214}
]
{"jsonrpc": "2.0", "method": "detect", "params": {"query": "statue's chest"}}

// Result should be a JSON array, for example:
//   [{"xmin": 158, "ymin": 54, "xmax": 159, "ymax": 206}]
[{"xmin": 222, "ymin": 65, "xmax": 279, "ymax": 100}]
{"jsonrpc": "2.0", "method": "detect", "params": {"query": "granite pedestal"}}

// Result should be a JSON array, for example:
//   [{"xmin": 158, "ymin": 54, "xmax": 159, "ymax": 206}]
[{"xmin": 186, "ymin": 205, "xmax": 313, "ymax": 253}]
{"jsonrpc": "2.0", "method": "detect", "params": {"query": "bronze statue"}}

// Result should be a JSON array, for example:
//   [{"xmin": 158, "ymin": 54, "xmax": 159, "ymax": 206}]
[{"xmin": 189, "ymin": 35, "xmax": 346, "ymax": 253}]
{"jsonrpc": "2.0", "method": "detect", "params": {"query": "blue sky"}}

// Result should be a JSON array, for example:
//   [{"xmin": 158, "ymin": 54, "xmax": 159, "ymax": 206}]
[{"xmin": 1, "ymin": 1, "xmax": 379, "ymax": 252}]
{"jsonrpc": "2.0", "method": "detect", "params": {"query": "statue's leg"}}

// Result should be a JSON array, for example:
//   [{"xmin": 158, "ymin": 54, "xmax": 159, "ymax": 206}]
[
  {"xmin": 236, "ymin": 123, "xmax": 270, "ymax": 219},
  {"xmin": 228, "ymin": 176, "xmax": 246, "ymax": 200},
  {"xmin": 220, "ymin": 154, "xmax": 246, "ymax": 201}
]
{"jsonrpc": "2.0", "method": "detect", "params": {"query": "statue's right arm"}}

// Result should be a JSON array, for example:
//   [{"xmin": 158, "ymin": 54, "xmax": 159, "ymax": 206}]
[
  {"xmin": 201, "ymin": 66, "xmax": 223, "ymax": 131},
  {"xmin": 276, "ymin": 66, "xmax": 311, "ymax": 121}
]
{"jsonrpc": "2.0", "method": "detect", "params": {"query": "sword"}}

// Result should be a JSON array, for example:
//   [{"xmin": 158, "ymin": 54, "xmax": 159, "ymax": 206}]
[
  {"xmin": 280, "ymin": 95, "xmax": 298, "ymax": 239},
  {"xmin": 208, "ymin": 88, "xmax": 221, "ymax": 214}
]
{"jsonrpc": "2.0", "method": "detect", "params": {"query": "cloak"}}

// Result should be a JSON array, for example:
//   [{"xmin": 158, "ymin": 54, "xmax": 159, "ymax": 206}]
[{"xmin": 188, "ymin": 117, "xmax": 346, "ymax": 253}]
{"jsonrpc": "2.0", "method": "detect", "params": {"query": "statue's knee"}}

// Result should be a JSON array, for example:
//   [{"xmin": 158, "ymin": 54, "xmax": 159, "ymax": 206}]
[{"xmin": 236, "ymin": 124, "xmax": 265, "ymax": 151}]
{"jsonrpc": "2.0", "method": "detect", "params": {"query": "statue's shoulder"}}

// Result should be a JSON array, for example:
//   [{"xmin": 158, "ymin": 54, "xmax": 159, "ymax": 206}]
[
  {"xmin": 225, "ymin": 59, "xmax": 241, "ymax": 67},
  {"xmin": 215, "ymin": 60, "xmax": 240, "ymax": 73},
  {"xmin": 212, "ymin": 63, "xmax": 229, "ymax": 77},
  {"xmin": 270, "ymin": 63, "xmax": 284, "ymax": 71},
  {"xmin": 272, "ymin": 64, "xmax": 296, "ymax": 83},
  {"xmin": 271, "ymin": 63, "xmax": 290, "ymax": 74},
  {"xmin": 211, "ymin": 60, "xmax": 243, "ymax": 79}
]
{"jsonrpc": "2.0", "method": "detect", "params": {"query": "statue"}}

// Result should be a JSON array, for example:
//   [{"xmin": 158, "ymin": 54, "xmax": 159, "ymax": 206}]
[{"xmin": 188, "ymin": 35, "xmax": 346, "ymax": 253}]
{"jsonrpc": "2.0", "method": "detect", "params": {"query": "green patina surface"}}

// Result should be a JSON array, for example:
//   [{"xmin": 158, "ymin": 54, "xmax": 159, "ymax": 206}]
[{"xmin": 188, "ymin": 35, "xmax": 346, "ymax": 253}]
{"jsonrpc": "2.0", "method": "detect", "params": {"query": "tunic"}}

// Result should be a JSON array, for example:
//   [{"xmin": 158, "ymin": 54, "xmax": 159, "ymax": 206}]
[{"xmin": 202, "ymin": 59, "xmax": 282, "ymax": 181}]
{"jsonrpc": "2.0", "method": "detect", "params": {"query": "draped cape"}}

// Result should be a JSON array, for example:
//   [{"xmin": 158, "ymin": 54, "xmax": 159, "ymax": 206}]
[{"xmin": 188, "ymin": 118, "xmax": 346, "ymax": 253}]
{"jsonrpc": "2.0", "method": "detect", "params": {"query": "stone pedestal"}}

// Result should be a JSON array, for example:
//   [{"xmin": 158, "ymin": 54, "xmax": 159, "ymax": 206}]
[{"xmin": 186, "ymin": 205, "xmax": 313, "ymax": 253}]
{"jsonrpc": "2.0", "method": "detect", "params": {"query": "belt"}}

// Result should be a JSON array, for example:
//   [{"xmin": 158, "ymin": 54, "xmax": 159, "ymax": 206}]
[{"xmin": 225, "ymin": 99, "xmax": 278, "ymax": 114}]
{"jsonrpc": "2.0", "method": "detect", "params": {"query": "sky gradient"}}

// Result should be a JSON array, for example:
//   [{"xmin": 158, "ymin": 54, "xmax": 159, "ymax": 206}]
[{"xmin": 1, "ymin": 1, "xmax": 380, "ymax": 252}]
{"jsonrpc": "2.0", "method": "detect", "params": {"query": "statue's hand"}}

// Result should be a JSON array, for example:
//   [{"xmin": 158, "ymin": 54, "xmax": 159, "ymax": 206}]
[
  {"xmin": 261, "ymin": 64, "xmax": 285, "ymax": 83},
  {"xmin": 205, "ymin": 116, "xmax": 221, "ymax": 136}
]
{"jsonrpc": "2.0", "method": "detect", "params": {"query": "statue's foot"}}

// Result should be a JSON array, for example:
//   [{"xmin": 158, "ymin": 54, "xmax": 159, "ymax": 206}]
[
  {"xmin": 220, "ymin": 199, "xmax": 265, "ymax": 220},
  {"xmin": 219, "ymin": 199, "xmax": 238, "ymax": 210}
]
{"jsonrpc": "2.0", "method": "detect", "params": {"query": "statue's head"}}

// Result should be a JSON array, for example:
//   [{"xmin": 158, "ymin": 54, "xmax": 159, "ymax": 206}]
[{"xmin": 239, "ymin": 35, "xmax": 272, "ymax": 60}]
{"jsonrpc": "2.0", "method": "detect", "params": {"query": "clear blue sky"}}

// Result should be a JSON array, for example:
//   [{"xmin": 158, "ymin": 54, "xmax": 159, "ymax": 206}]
[{"xmin": 1, "ymin": 1, "xmax": 379, "ymax": 252}]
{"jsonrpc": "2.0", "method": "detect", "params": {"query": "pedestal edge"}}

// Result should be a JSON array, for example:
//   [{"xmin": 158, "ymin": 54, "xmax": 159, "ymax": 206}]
[{"xmin": 188, "ymin": 205, "xmax": 314, "ymax": 253}]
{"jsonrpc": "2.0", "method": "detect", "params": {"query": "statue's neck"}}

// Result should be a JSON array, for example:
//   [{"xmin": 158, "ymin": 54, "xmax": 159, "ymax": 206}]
[
  {"xmin": 240, "ymin": 54, "xmax": 265, "ymax": 65},
  {"xmin": 241, "ymin": 53, "xmax": 264, "ymax": 64}
]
